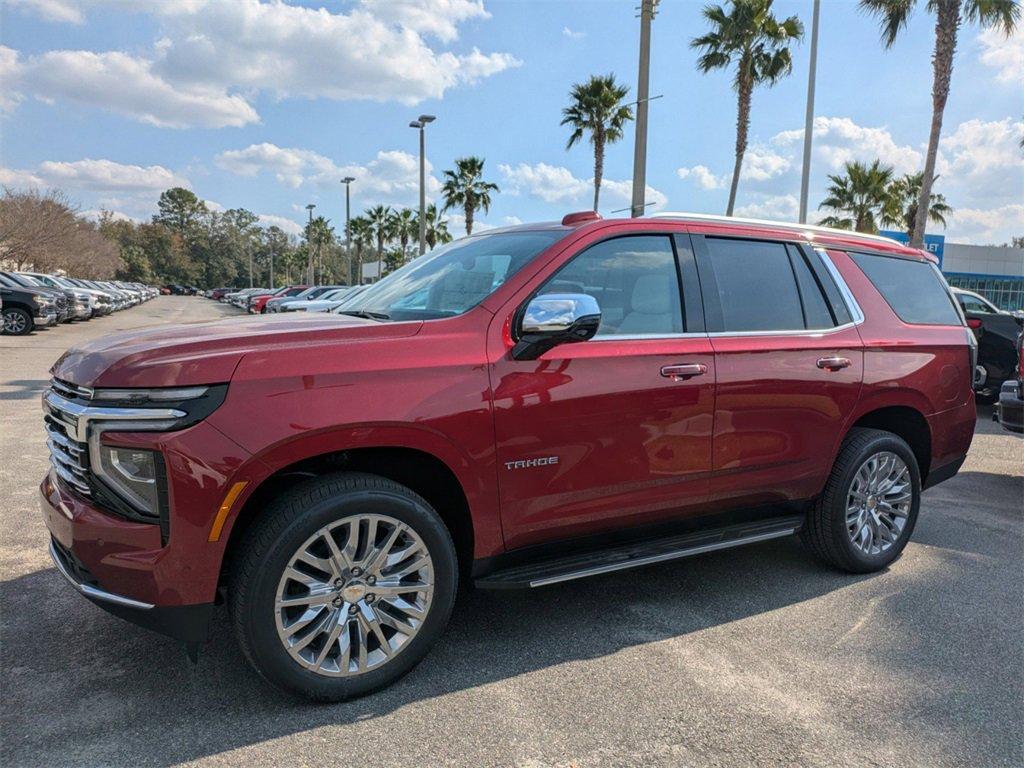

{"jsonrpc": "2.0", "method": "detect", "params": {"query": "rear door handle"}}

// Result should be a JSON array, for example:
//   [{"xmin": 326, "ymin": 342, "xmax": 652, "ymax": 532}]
[
  {"xmin": 660, "ymin": 363, "xmax": 708, "ymax": 380},
  {"xmin": 816, "ymin": 356, "xmax": 852, "ymax": 371}
]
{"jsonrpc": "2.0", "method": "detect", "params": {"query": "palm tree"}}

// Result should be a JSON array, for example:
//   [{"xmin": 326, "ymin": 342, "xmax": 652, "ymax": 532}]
[
  {"xmin": 391, "ymin": 208, "xmax": 417, "ymax": 261},
  {"xmin": 365, "ymin": 205, "xmax": 392, "ymax": 281},
  {"xmin": 348, "ymin": 216, "xmax": 373, "ymax": 284},
  {"xmin": 817, "ymin": 159, "xmax": 897, "ymax": 234},
  {"xmin": 860, "ymin": 0, "xmax": 1017, "ymax": 247},
  {"xmin": 560, "ymin": 74, "xmax": 634, "ymax": 211},
  {"xmin": 691, "ymin": 0, "xmax": 803, "ymax": 216},
  {"xmin": 440, "ymin": 157, "xmax": 498, "ymax": 236},
  {"xmin": 415, "ymin": 203, "xmax": 452, "ymax": 250},
  {"xmin": 883, "ymin": 172, "xmax": 952, "ymax": 237}
]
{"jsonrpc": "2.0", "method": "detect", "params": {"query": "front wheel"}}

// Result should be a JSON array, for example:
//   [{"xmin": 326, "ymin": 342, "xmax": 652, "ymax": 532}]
[
  {"xmin": 801, "ymin": 428, "xmax": 921, "ymax": 573},
  {"xmin": 230, "ymin": 472, "xmax": 457, "ymax": 701},
  {"xmin": 2, "ymin": 307, "xmax": 33, "ymax": 335}
]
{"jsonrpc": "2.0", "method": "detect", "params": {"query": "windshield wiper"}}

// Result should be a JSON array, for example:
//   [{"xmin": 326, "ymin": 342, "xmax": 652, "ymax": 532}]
[{"xmin": 338, "ymin": 309, "xmax": 390, "ymax": 320}]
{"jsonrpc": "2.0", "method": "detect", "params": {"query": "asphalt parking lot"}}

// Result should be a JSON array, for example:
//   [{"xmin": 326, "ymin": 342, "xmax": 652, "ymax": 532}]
[{"xmin": 1, "ymin": 296, "xmax": 1021, "ymax": 768}]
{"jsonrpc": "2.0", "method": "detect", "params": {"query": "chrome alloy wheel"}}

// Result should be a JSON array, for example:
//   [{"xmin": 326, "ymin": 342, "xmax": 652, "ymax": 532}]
[
  {"xmin": 274, "ymin": 513, "xmax": 434, "ymax": 677},
  {"xmin": 846, "ymin": 451, "xmax": 912, "ymax": 555},
  {"xmin": 3, "ymin": 310, "xmax": 27, "ymax": 334}
]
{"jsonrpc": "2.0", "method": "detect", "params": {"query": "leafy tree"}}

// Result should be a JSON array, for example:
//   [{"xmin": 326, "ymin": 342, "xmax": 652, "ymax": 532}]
[
  {"xmin": 153, "ymin": 187, "xmax": 208, "ymax": 238},
  {"xmin": 115, "ymin": 244, "xmax": 154, "ymax": 283},
  {"xmin": 417, "ymin": 203, "xmax": 452, "ymax": 250},
  {"xmin": 818, "ymin": 159, "xmax": 897, "ymax": 233},
  {"xmin": 391, "ymin": 208, "xmax": 417, "ymax": 260},
  {"xmin": 860, "ymin": 0, "xmax": 1018, "ymax": 246},
  {"xmin": 365, "ymin": 205, "xmax": 393, "ymax": 281},
  {"xmin": 883, "ymin": 172, "xmax": 952, "ymax": 236},
  {"xmin": 561, "ymin": 74, "xmax": 634, "ymax": 211},
  {"xmin": 441, "ymin": 157, "xmax": 499, "ymax": 236},
  {"xmin": 691, "ymin": 0, "xmax": 803, "ymax": 216}
]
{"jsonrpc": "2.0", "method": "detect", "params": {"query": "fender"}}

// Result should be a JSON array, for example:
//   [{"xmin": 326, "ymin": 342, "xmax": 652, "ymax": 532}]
[{"xmin": 212, "ymin": 421, "xmax": 503, "ymax": 561}]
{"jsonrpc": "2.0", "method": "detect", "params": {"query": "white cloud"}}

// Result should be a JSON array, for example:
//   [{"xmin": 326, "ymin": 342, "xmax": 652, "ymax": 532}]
[
  {"xmin": 977, "ymin": 28, "xmax": 1024, "ymax": 84},
  {"xmin": 80, "ymin": 208, "xmax": 138, "ymax": 223},
  {"xmin": 773, "ymin": 116, "xmax": 922, "ymax": 175},
  {"xmin": 5, "ymin": 48, "xmax": 257, "ymax": 128},
  {"xmin": 257, "ymin": 214, "xmax": 304, "ymax": 237},
  {"xmin": 742, "ymin": 147, "xmax": 792, "ymax": 182},
  {"xmin": 936, "ymin": 118, "xmax": 1024, "ymax": 205},
  {"xmin": 734, "ymin": 194, "xmax": 800, "ymax": 222},
  {"xmin": 677, "ymin": 165, "xmax": 725, "ymax": 190},
  {"xmin": 2, "ymin": 0, "xmax": 518, "ymax": 128},
  {"xmin": 945, "ymin": 204, "xmax": 1024, "ymax": 245},
  {"xmin": 6, "ymin": 0, "xmax": 83, "ymax": 24},
  {"xmin": 0, "ymin": 158, "xmax": 190, "ymax": 217},
  {"xmin": 562, "ymin": 26, "xmax": 586, "ymax": 39},
  {"xmin": 502, "ymin": 215, "xmax": 523, "ymax": 226},
  {"xmin": 499, "ymin": 162, "xmax": 665, "ymax": 213},
  {"xmin": 215, "ymin": 143, "xmax": 440, "ymax": 206}
]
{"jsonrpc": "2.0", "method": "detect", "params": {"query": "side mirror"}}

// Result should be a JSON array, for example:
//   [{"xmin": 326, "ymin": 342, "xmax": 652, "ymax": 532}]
[{"xmin": 512, "ymin": 293, "xmax": 601, "ymax": 361}]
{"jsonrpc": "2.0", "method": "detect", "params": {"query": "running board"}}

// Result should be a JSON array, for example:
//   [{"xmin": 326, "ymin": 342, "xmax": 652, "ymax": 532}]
[{"xmin": 475, "ymin": 516, "xmax": 803, "ymax": 589}]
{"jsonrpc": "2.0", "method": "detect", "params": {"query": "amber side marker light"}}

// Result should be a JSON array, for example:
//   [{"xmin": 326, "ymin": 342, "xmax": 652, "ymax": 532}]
[{"xmin": 208, "ymin": 481, "xmax": 249, "ymax": 542}]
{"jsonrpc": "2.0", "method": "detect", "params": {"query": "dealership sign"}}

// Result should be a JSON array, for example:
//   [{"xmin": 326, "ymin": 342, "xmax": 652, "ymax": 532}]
[{"xmin": 879, "ymin": 230, "xmax": 945, "ymax": 267}]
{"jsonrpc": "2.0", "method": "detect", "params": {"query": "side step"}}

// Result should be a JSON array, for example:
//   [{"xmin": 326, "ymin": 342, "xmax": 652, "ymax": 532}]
[{"xmin": 475, "ymin": 516, "xmax": 803, "ymax": 589}]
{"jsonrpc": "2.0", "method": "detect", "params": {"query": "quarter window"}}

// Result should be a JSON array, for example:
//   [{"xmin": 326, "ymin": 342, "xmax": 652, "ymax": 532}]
[
  {"xmin": 537, "ymin": 235, "xmax": 683, "ymax": 337},
  {"xmin": 851, "ymin": 253, "xmax": 962, "ymax": 325}
]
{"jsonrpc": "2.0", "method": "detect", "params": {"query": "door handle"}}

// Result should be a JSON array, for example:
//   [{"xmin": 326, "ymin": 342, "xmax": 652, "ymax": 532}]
[
  {"xmin": 660, "ymin": 363, "xmax": 708, "ymax": 380},
  {"xmin": 816, "ymin": 356, "xmax": 852, "ymax": 371}
]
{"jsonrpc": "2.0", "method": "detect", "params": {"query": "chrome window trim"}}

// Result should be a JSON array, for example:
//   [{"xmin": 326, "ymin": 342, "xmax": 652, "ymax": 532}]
[
  {"xmin": 590, "ymin": 331, "xmax": 710, "ymax": 342},
  {"xmin": 816, "ymin": 248, "xmax": 865, "ymax": 325},
  {"xmin": 706, "ymin": 321, "xmax": 859, "ymax": 339}
]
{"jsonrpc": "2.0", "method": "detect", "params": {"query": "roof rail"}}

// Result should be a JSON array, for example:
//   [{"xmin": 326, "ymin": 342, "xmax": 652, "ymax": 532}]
[{"xmin": 649, "ymin": 211, "xmax": 905, "ymax": 247}]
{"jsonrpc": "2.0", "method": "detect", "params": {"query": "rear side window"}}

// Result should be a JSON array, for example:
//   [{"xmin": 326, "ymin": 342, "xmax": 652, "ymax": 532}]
[{"xmin": 851, "ymin": 253, "xmax": 962, "ymax": 325}]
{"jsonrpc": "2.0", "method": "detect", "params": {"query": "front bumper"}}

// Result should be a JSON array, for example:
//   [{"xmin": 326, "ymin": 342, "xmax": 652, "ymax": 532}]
[
  {"xmin": 995, "ymin": 379, "xmax": 1023, "ymax": 434},
  {"xmin": 41, "ymin": 474, "xmax": 214, "ymax": 642},
  {"xmin": 34, "ymin": 312, "xmax": 57, "ymax": 327},
  {"xmin": 73, "ymin": 303, "xmax": 92, "ymax": 319}
]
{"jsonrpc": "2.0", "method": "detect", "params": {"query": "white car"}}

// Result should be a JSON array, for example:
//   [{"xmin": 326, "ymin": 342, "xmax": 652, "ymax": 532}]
[{"xmin": 280, "ymin": 287, "xmax": 351, "ymax": 313}]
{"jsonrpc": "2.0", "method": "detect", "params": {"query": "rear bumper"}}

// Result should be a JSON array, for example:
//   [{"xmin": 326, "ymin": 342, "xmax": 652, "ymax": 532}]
[{"xmin": 995, "ymin": 379, "xmax": 1024, "ymax": 434}]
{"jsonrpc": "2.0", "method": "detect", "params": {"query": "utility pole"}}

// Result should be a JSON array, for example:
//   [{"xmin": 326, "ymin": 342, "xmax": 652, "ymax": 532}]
[
  {"xmin": 630, "ymin": 0, "xmax": 658, "ymax": 218},
  {"xmin": 248, "ymin": 244, "xmax": 253, "ymax": 288},
  {"xmin": 304, "ymin": 203, "xmax": 316, "ymax": 285},
  {"xmin": 269, "ymin": 243, "xmax": 275, "ymax": 289},
  {"xmin": 410, "ymin": 115, "xmax": 435, "ymax": 255},
  {"xmin": 341, "ymin": 176, "xmax": 355, "ymax": 285},
  {"xmin": 799, "ymin": 0, "xmax": 821, "ymax": 224}
]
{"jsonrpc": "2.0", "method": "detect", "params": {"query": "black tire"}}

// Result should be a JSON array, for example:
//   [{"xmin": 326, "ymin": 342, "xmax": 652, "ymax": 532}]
[
  {"xmin": 801, "ymin": 428, "xmax": 921, "ymax": 574},
  {"xmin": 2, "ymin": 307, "xmax": 33, "ymax": 336},
  {"xmin": 230, "ymin": 471, "xmax": 458, "ymax": 701}
]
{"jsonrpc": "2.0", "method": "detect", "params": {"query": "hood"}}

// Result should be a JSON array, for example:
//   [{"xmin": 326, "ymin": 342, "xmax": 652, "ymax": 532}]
[{"xmin": 51, "ymin": 313, "xmax": 423, "ymax": 388}]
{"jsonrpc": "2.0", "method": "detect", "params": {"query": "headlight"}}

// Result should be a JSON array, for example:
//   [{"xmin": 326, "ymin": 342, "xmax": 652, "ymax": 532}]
[{"xmin": 96, "ymin": 446, "xmax": 161, "ymax": 515}]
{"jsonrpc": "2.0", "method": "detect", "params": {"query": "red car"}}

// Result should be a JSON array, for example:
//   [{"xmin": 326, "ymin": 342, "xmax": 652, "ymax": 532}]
[
  {"xmin": 40, "ymin": 212, "xmax": 975, "ymax": 701},
  {"xmin": 249, "ymin": 285, "xmax": 308, "ymax": 314}
]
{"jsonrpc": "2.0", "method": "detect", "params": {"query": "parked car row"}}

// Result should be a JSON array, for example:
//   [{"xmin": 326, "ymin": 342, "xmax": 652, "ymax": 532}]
[
  {"xmin": 204, "ymin": 284, "xmax": 364, "ymax": 314},
  {"xmin": 951, "ymin": 287, "xmax": 1024, "ymax": 403},
  {"xmin": 0, "ymin": 271, "xmax": 157, "ymax": 335}
]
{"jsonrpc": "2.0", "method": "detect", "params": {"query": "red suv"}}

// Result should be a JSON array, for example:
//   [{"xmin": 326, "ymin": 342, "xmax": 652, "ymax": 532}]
[{"xmin": 40, "ymin": 212, "xmax": 975, "ymax": 700}]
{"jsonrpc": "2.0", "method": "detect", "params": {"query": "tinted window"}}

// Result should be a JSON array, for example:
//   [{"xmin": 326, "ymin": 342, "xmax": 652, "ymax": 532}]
[
  {"xmin": 851, "ymin": 253, "xmax": 962, "ymax": 325},
  {"xmin": 788, "ymin": 247, "xmax": 835, "ymax": 329},
  {"xmin": 704, "ymin": 239, "xmax": 804, "ymax": 332},
  {"xmin": 538, "ymin": 235, "xmax": 682, "ymax": 337},
  {"xmin": 958, "ymin": 294, "xmax": 994, "ymax": 314}
]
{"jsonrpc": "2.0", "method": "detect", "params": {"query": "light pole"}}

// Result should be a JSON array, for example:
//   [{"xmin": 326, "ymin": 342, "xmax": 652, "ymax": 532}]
[
  {"xmin": 341, "ymin": 176, "xmax": 355, "ymax": 284},
  {"xmin": 305, "ymin": 203, "xmax": 316, "ymax": 285},
  {"xmin": 410, "ymin": 114, "xmax": 435, "ymax": 255},
  {"xmin": 799, "ymin": 0, "xmax": 821, "ymax": 224},
  {"xmin": 269, "ymin": 242, "xmax": 275, "ymax": 289},
  {"xmin": 630, "ymin": 0, "xmax": 659, "ymax": 218}
]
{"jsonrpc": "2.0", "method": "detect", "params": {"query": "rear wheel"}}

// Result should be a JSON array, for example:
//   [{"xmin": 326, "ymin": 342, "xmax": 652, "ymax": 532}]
[
  {"xmin": 2, "ymin": 307, "xmax": 33, "ymax": 335},
  {"xmin": 801, "ymin": 428, "xmax": 921, "ymax": 573},
  {"xmin": 230, "ymin": 472, "xmax": 457, "ymax": 701}
]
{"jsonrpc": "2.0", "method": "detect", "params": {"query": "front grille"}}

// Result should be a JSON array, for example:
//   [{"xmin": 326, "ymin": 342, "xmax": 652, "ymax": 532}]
[
  {"xmin": 43, "ymin": 390, "xmax": 91, "ymax": 497},
  {"xmin": 50, "ymin": 377, "xmax": 94, "ymax": 402}
]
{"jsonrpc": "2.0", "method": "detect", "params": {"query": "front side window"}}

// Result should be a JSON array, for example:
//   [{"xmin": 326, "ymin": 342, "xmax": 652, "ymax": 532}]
[
  {"xmin": 536, "ymin": 235, "xmax": 683, "ymax": 337},
  {"xmin": 341, "ymin": 231, "xmax": 566, "ymax": 321},
  {"xmin": 851, "ymin": 253, "xmax": 962, "ymax": 325},
  {"xmin": 959, "ymin": 294, "xmax": 995, "ymax": 314}
]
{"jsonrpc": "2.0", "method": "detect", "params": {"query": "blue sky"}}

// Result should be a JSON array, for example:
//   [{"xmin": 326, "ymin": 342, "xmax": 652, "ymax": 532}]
[{"xmin": 2, "ymin": 0, "xmax": 1022, "ymax": 243}]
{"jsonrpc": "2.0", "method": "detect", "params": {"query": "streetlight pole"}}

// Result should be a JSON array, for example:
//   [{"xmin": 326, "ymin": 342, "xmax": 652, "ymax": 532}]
[
  {"xmin": 341, "ymin": 176, "xmax": 355, "ymax": 285},
  {"xmin": 270, "ymin": 243, "xmax": 275, "ymax": 289},
  {"xmin": 410, "ymin": 114, "xmax": 435, "ymax": 256},
  {"xmin": 630, "ymin": 0, "xmax": 658, "ymax": 218},
  {"xmin": 305, "ymin": 203, "xmax": 316, "ymax": 285},
  {"xmin": 799, "ymin": 0, "xmax": 821, "ymax": 224}
]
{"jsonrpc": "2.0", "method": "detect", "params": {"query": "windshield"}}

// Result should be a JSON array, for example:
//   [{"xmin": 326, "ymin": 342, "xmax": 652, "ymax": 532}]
[{"xmin": 337, "ymin": 230, "xmax": 566, "ymax": 321}]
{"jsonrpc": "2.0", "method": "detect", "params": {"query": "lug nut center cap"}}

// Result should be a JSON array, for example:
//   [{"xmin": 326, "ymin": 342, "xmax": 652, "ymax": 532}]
[{"xmin": 342, "ymin": 583, "xmax": 367, "ymax": 603}]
